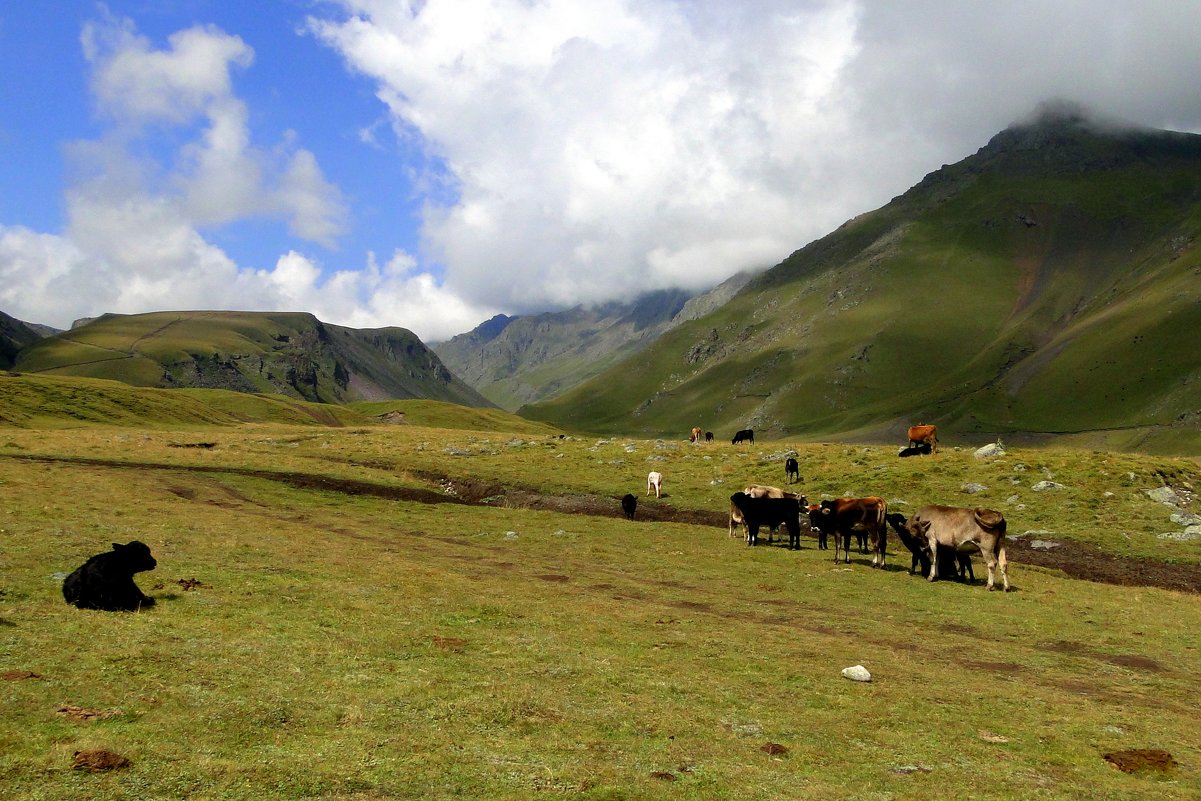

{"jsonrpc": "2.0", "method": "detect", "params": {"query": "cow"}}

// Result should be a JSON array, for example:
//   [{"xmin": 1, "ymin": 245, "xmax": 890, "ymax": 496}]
[
  {"xmin": 885, "ymin": 512, "xmax": 973, "ymax": 580},
  {"xmin": 784, "ymin": 457, "xmax": 800, "ymax": 484},
  {"xmin": 906, "ymin": 505, "xmax": 1008, "ymax": 590},
  {"xmin": 621, "ymin": 493, "xmax": 637, "ymax": 520},
  {"xmin": 646, "ymin": 471, "xmax": 663, "ymax": 498},
  {"xmin": 730, "ymin": 492, "xmax": 803, "ymax": 549},
  {"xmin": 730, "ymin": 485, "xmax": 806, "ymax": 543},
  {"xmin": 813, "ymin": 497, "xmax": 888, "ymax": 566},
  {"xmin": 690, "ymin": 426, "xmax": 703, "ymax": 443},
  {"xmin": 898, "ymin": 443, "xmax": 933, "ymax": 458},
  {"xmin": 62, "ymin": 541, "xmax": 157, "ymax": 611},
  {"xmin": 907, "ymin": 424, "xmax": 939, "ymax": 453},
  {"xmin": 704, "ymin": 431, "xmax": 714, "ymax": 443},
  {"xmin": 732, "ymin": 429, "xmax": 754, "ymax": 445},
  {"xmin": 806, "ymin": 504, "xmax": 865, "ymax": 553}
]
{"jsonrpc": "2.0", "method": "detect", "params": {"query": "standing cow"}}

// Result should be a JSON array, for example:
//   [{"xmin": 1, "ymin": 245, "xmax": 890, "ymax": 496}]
[
  {"xmin": 704, "ymin": 431, "xmax": 714, "ymax": 443},
  {"xmin": 730, "ymin": 492, "xmax": 803, "ymax": 549},
  {"xmin": 784, "ymin": 457, "xmax": 800, "ymax": 484},
  {"xmin": 690, "ymin": 426, "xmax": 703, "ymax": 443},
  {"xmin": 813, "ymin": 497, "xmax": 888, "ymax": 566},
  {"xmin": 732, "ymin": 429, "xmax": 754, "ymax": 445},
  {"xmin": 646, "ymin": 471, "xmax": 663, "ymax": 498},
  {"xmin": 906, "ymin": 505, "xmax": 1009, "ymax": 591},
  {"xmin": 621, "ymin": 494, "xmax": 638, "ymax": 520},
  {"xmin": 907, "ymin": 424, "xmax": 939, "ymax": 453},
  {"xmin": 886, "ymin": 512, "xmax": 973, "ymax": 580}
]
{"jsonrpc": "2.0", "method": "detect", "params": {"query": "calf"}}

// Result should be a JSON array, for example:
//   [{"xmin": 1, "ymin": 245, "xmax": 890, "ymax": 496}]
[
  {"xmin": 898, "ymin": 443, "xmax": 933, "ymax": 458},
  {"xmin": 784, "ymin": 457, "xmax": 800, "ymax": 484},
  {"xmin": 730, "ymin": 492, "xmax": 803, "ymax": 549},
  {"xmin": 704, "ymin": 431, "xmax": 714, "ymax": 443},
  {"xmin": 906, "ymin": 505, "xmax": 1008, "ymax": 590},
  {"xmin": 732, "ymin": 429, "xmax": 754, "ymax": 445},
  {"xmin": 646, "ymin": 471, "xmax": 663, "ymax": 498},
  {"xmin": 815, "ymin": 497, "xmax": 888, "ymax": 566},
  {"xmin": 62, "ymin": 541, "xmax": 157, "ymax": 611},
  {"xmin": 621, "ymin": 493, "xmax": 637, "ymax": 520}
]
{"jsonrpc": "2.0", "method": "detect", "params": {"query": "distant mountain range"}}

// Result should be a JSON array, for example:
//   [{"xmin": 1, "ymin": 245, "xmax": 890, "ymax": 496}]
[
  {"xmin": 521, "ymin": 105, "xmax": 1201, "ymax": 452},
  {"xmin": 5, "ymin": 310, "xmax": 490, "ymax": 407},
  {"xmin": 432, "ymin": 272, "xmax": 751, "ymax": 410}
]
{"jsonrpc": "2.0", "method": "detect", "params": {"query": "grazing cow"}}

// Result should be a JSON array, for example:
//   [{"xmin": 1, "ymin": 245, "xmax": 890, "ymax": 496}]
[
  {"xmin": 621, "ymin": 493, "xmax": 638, "ymax": 520},
  {"xmin": 732, "ymin": 429, "xmax": 754, "ymax": 445},
  {"xmin": 690, "ymin": 426, "xmax": 703, "ymax": 443},
  {"xmin": 704, "ymin": 431, "xmax": 714, "ymax": 443},
  {"xmin": 784, "ymin": 457, "xmax": 800, "ymax": 484},
  {"xmin": 62, "ymin": 541, "xmax": 157, "ymax": 611},
  {"xmin": 906, "ymin": 505, "xmax": 1008, "ymax": 590},
  {"xmin": 646, "ymin": 471, "xmax": 663, "ymax": 498},
  {"xmin": 814, "ymin": 497, "xmax": 888, "ymax": 566},
  {"xmin": 898, "ymin": 443, "xmax": 933, "ymax": 458},
  {"xmin": 886, "ymin": 512, "xmax": 973, "ymax": 580},
  {"xmin": 730, "ymin": 492, "xmax": 803, "ymax": 549},
  {"xmin": 907, "ymin": 424, "xmax": 939, "ymax": 453}
]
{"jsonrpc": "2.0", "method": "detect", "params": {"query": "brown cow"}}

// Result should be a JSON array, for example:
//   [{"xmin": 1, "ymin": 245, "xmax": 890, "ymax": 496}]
[
  {"xmin": 906, "ymin": 505, "xmax": 1009, "ymax": 591},
  {"xmin": 690, "ymin": 426, "xmax": 703, "ymax": 443},
  {"xmin": 815, "ymin": 497, "xmax": 888, "ymax": 566},
  {"xmin": 907, "ymin": 424, "xmax": 939, "ymax": 453}
]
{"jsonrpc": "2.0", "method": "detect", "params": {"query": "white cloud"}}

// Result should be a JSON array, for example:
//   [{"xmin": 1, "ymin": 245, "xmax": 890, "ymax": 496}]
[
  {"xmin": 0, "ymin": 13, "xmax": 494, "ymax": 340},
  {"xmin": 310, "ymin": 0, "xmax": 1201, "ymax": 320}
]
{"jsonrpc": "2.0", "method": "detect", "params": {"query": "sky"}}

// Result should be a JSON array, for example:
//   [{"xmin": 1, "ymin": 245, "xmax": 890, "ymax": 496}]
[{"xmin": 2, "ymin": 2, "xmax": 1201, "ymax": 342}]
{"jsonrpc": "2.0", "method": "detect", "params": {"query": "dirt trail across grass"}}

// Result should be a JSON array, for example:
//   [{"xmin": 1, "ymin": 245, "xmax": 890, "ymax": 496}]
[{"xmin": 6, "ymin": 453, "xmax": 1200, "ymax": 594}]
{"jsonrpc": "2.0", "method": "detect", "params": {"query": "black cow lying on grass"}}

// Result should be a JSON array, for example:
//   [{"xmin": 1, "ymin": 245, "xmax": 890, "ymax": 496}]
[
  {"xmin": 898, "ymin": 443, "xmax": 933, "ymax": 457},
  {"xmin": 884, "ymin": 513, "xmax": 974, "ymax": 582},
  {"xmin": 621, "ymin": 493, "xmax": 637, "ymax": 520},
  {"xmin": 730, "ymin": 492, "xmax": 803, "ymax": 549},
  {"xmin": 62, "ymin": 541, "xmax": 157, "ymax": 611}
]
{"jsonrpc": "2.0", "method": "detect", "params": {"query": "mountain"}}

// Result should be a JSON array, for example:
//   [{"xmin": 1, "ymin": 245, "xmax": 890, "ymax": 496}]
[
  {"xmin": 11, "ymin": 310, "xmax": 493, "ymax": 407},
  {"xmin": 0, "ymin": 310, "xmax": 53, "ymax": 370},
  {"xmin": 433, "ymin": 273, "xmax": 751, "ymax": 410},
  {"xmin": 521, "ymin": 105, "xmax": 1201, "ymax": 452}
]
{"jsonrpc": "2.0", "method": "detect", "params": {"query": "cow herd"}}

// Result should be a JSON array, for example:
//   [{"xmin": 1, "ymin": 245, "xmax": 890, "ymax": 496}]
[{"xmin": 635, "ymin": 422, "xmax": 1010, "ymax": 591}]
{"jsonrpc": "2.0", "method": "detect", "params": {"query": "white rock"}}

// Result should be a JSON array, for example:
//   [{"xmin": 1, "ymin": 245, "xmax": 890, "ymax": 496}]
[
  {"xmin": 974, "ymin": 443, "xmax": 1005, "ymax": 458},
  {"xmin": 1146, "ymin": 486, "xmax": 1182, "ymax": 505},
  {"xmin": 1030, "ymin": 540, "xmax": 1060, "ymax": 549},
  {"xmin": 1031, "ymin": 481, "xmax": 1065, "ymax": 492},
  {"xmin": 841, "ymin": 665, "xmax": 872, "ymax": 682},
  {"xmin": 962, "ymin": 483, "xmax": 988, "ymax": 494}
]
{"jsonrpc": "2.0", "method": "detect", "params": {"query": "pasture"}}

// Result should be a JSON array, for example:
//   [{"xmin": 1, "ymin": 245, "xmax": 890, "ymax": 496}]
[{"xmin": 2, "ymin": 419, "xmax": 1200, "ymax": 800}]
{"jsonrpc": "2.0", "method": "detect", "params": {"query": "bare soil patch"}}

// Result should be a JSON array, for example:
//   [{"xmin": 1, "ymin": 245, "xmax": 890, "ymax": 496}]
[
  {"xmin": 1103, "ymin": 749, "xmax": 1178, "ymax": 774},
  {"xmin": 71, "ymin": 749, "xmax": 131, "ymax": 772}
]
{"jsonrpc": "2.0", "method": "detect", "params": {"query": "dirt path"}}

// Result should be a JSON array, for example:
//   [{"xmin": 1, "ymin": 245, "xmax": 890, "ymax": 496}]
[{"xmin": 6, "ymin": 453, "xmax": 1200, "ymax": 594}]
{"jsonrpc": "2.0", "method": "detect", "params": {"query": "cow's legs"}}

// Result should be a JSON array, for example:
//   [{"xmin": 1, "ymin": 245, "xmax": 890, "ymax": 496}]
[
  {"xmin": 747, "ymin": 523, "xmax": 758, "ymax": 547},
  {"xmin": 986, "ymin": 545, "xmax": 1009, "ymax": 591},
  {"xmin": 925, "ymin": 533, "xmax": 940, "ymax": 582}
]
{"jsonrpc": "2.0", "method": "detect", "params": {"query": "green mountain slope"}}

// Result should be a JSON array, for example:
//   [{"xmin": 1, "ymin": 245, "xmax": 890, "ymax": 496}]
[
  {"xmin": 12, "ymin": 310, "xmax": 493, "ymax": 408},
  {"xmin": 0, "ymin": 310, "xmax": 50, "ymax": 370},
  {"xmin": 522, "ymin": 107, "xmax": 1201, "ymax": 451}
]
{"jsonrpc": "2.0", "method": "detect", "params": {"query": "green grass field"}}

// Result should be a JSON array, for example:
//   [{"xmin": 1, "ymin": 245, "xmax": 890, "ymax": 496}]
[{"xmin": 3, "ymin": 404, "xmax": 1201, "ymax": 799}]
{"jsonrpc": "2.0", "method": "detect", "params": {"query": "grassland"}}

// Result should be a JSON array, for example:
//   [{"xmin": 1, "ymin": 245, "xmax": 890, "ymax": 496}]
[{"xmin": 3, "ymin": 399, "xmax": 1201, "ymax": 799}]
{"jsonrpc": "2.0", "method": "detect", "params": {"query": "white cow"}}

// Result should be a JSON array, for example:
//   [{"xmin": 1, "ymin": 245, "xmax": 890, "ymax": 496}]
[{"xmin": 646, "ymin": 471, "xmax": 663, "ymax": 498}]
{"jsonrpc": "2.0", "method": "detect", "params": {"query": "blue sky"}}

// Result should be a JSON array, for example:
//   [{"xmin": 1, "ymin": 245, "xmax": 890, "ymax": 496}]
[{"xmin": 3, "ymin": 1, "xmax": 1201, "ymax": 341}]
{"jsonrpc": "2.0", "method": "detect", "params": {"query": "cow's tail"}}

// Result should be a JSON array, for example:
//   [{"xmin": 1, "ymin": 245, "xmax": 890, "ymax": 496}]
[{"xmin": 973, "ymin": 508, "xmax": 1005, "ymax": 532}]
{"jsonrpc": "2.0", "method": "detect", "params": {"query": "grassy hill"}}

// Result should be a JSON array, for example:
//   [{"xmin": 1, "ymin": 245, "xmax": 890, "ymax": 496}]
[
  {"xmin": 12, "ymin": 310, "xmax": 492, "ymax": 408},
  {"xmin": 522, "ymin": 108, "xmax": 1201, "ymax": 453}
]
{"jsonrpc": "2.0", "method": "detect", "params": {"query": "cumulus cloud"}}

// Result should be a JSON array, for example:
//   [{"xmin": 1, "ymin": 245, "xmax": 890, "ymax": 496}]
[
  {"xmin": 0, "ymin": 12, "xmax": 494, "ymax": 340},
  {"xmin": 5, "ymin": 3, "xmax": 1201, "ymax": 342},
  {"xmin": 310, "ymin": 0, "xmax": 1201, "ymax": 319}
]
